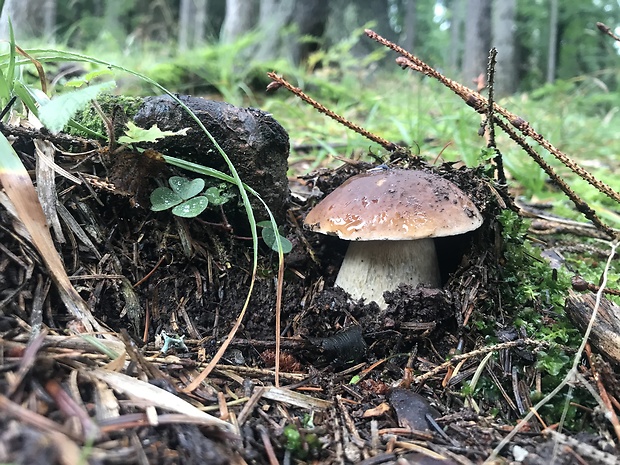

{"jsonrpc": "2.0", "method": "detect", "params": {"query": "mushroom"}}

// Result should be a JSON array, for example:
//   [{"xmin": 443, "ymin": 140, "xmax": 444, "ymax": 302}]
[{"xmin": 304, "ymin": 169, "xmax": 483, "ymax": 309}]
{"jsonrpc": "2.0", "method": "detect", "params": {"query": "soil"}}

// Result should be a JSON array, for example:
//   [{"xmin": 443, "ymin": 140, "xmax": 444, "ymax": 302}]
[{"xmin": 0, "ymin": 97, "xmax": 618, "ymax": 465}]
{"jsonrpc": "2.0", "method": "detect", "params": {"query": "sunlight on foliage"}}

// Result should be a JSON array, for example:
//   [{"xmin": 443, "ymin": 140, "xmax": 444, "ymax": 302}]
[{"xmin": 118, "ymin": 121, "xmax": 189, "ymax": 144}]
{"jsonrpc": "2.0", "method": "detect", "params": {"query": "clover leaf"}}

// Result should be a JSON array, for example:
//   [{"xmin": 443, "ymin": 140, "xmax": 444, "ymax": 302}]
[
  {"xmin": 151, "ymin": 176, "xmax": 208, "ymax": 217},
  {"xmin": 171, "ymin": 196, "xmax": 209, "ymax": 217},
  {"xmin": 150, "ymin": 186, "xmax": 183, "ymax": 211},
  {"xmin": 258, "ymin": 220, "xmax": 293, "ymax": 253}
]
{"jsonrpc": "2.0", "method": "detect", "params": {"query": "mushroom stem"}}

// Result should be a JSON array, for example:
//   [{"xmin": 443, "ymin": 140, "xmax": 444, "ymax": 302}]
[{"xmin": 334, "ymin": 239, "xmax": 441, "ymax": 309}]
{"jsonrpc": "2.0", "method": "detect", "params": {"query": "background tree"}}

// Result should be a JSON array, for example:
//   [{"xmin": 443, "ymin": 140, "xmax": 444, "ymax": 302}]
[
  {"xmin": 546, "ymin": 0, "xmax": 558, "ymax": 83},
  {"xmin": 220, "ymin": 0, "xmax": 327, "ymax": 65},
  {"xmin": 178, "ymin": 0, "xmax": 196, "ymax": 51},
  {"xmin": 0, "ymin": 0, "xmax": 53, "ymax": 41},
  {"xmin": 0, "ymin": 0, "xmax": 618, "ymax": 95},
  {"xmin": 220, "ymin": 0, "xmax": 258, "ymax": 44},
  {"xmin": 448, "ymin": 0, "xmax": 465, "ymax": 72},
  {"xmin": 43, "ymin": 0, "xmax": 57, "ymax": 42},
  {"xmin": 324, "ymin": 0, "xmax": 397, "ymax": 61},
  {"xmin": 492, "ymin": 0, "xmax": 517, "ymax": 95},
  {"xmin": 401, "ymin": 0, "xmax": 417, "ymax": 53},
  {"xmin": 289, "ymin": 0, "xmax": 329, "ymax": 65},
  {"xmin": 462, "ymin": 0, "xmax": 491, "ymax": 86},
  {"xmin": 253, "ymin": 0, "xmax": 297, "ymax": 62}
]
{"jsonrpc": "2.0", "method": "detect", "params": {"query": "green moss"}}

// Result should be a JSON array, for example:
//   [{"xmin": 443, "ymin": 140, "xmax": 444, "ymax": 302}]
[
  {"xmin": 497, "ymin": 210, "xmax": 575, "ymax": 343},
  {"xmin": 67, "ymin": 93, "xmax": 143, "ymax": 140},
  {"xmin": 463, "ymin": 210, "xmax": 599, "ymax": 428}
]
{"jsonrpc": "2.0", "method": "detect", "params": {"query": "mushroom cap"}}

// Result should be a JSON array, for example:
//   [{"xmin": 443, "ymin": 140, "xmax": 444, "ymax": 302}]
[{"xmin": 304, "ymin": 169, "xmax": 483, "ymax": 241}]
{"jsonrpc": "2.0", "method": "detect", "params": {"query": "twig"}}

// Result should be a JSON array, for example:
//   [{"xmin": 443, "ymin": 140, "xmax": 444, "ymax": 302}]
[
  {"xmin": 596, "ymin": 22, "xmax": 620, "ymax": 42},
  {"xmin": 572, "ymin": 275, "xmax": 620, "ymax": 296},
  {"xmin": 366, "ymin": 29, "xmax": 620, "ymax": 210},
  {"xmin": 485, "ymin": 47, "xmax": 506, "ymax": 185},
  {"xmin": 267, "ymin": 72, "xmax": 404, "ymax": 153},
  {"xmin": 258, "ymin": 424, "xmax": 281, "ymax": 465},
  {"xmin": 0, "ymin": 121, "xmax": 98, "ymax": 150},
  {"xmin": 492, "ymin": 117, "xmax": 616, "ymax": 239},
  {"xmin": 413, "ymin": 338, "xmax": 568, "ymax": 384}
]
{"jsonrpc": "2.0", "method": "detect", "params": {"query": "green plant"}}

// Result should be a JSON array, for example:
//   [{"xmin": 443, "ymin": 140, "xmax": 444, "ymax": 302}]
[
  {"xmin": 38, "ymin": 81, "xmax": 116, "ymax": 133},
  {"xmin": 282, "ymin": 422, "xmax": 320, "ymax": 460},
  {"xmin": 257, "ymin": 220, "xmax": 292, "ymax": 253},
  {"xmin": 493, "ymin": 210, "xmax": 594, "ymax": 425},
  {"xmin": 498, "ymin": 210, "xmax": 573, "ymax": 314},
  {"xmin": 151, "ymin": 176, "xmax": 208, "ymax": 217},
  {"xmin": 150, "ymin": 175, "xmax": 231, "ymax": 219}
]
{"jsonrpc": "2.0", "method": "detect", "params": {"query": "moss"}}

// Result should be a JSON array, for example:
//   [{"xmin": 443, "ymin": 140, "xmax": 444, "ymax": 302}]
[
  {"xmin": 497, "ymin": 210, "xmax": 575, "ymax": 344},
  {"xmin": 67, "ymin": 93, "xmax": 144, "ymax": 140}
]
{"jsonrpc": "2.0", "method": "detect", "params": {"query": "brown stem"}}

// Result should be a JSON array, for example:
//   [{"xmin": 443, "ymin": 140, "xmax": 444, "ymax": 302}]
[
  {"xmin": 597, "ymin": 22, "xmax": 620, "ymax": 42},
  {"xmin": 267, "ymin": 72, "xmax": 403, "ymax": 154},
  {"xmin": 493, "ymin": 117, "xmax": 616, "ymax": 239},
  {"xmin": 485, "ymin": 47, "xmax": 506, "ymax": 185},
  {"xmin": 365, "ymin": 29, "xmax": 620, "ymax": 208}
]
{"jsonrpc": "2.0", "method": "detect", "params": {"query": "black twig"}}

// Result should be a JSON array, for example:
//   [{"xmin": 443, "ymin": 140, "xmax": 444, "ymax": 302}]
[{"xmin": 486, "ymin": 48, "xmax": 506, "ymax": 185}]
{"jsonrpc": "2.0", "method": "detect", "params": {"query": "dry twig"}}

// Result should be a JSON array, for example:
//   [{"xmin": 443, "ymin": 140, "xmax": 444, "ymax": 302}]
[
  {"xmin": 366, "ymin": 29, "xmax": 620, "ymax": 240},
  {"xmin": 267, "ymin": 72, "xmax": 404, "ymax": 153}
]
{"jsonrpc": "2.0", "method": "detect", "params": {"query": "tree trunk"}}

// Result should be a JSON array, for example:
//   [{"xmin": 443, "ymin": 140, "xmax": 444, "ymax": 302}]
[
  {"xmin": 449, "ymin": 0, "xmax": 465, "ymax": 72},
  {"xmin": 323, "ymin": 0, "xmax": 397, "ymax": 60},
  {"xmin": 289, "ymin": 0, "xmax": 329, "ymax": 65},
  {"xmin": 352, "ymin": 0, "xmax": 397, "ymax": 59},
  {"xmin": 178, "ymin": 0, "xmax": 193, "ymax": 51},
  {"xmin": 254, "ymin": 0, "xmax": 296, "ymax": 62},
  {"xmin": 492, "ymin": 0, "xmax": 516, "ymax": 95},
  {"xmin": 546, "ymin": 0, "xmax": 558, "ymax": 83},
  {"xmin": 43, "ymin": 0, "xmax": 56, "ymax": 42},
  {"xmin": 0, "ymin": 0, "xmax": 34, "ymax": 40},
  {"xmin": 401, "ymin": 0, "xmax": 417, "ymax": 53},
  {"xmin": 220, "ymin": 0, "xmax": 258, "ymax": 44},
  {"xmin": 462, "ymin": 0, "xmax": 492, "ymax": 87},
  {"xmin": 104, "ymin": 0, "xmax": 125, "ymax": 40},
  {"xmin": 193, "ymin": 0, "xmax": 208, "ymax": 46}
]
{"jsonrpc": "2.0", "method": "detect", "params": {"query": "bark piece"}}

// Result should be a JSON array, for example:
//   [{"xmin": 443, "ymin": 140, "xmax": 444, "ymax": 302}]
[
  {"xmin": 134, "ymin": 95, "xmax": 290, "ymax": 222},
  {"xmin": 565, "ymin": 290, "xmax": 620, "ymax": 363}
]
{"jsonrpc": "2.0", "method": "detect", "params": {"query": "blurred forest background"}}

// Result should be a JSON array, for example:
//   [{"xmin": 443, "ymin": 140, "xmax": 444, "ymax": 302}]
[
  {"xmin": 0, "ymin": 0, "xmax": 619, "ymax": 96},
  {"xmin": 0, "ymin": 0, "xmax": 618, "ymax": 215}
]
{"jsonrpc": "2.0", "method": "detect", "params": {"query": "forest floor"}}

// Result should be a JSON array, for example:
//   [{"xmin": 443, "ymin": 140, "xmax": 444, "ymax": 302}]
[{"xmin": 0, "ymin": 92, "xmax": 619, "ymax": 465}]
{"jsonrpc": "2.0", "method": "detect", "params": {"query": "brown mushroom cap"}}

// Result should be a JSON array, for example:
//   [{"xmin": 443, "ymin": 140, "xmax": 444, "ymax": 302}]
[{"xmin": 304, "ymin": 169, "xmax": 483, "ymax": 240}]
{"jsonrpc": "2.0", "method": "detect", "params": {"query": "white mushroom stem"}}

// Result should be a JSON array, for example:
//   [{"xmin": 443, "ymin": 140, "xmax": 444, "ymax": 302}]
[{"xmin": 334, "ymin": 238, "xmax": 441, "ymax": 309}]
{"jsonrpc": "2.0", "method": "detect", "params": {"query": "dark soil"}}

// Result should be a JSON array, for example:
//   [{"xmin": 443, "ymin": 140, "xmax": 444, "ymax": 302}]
[{"xmin": 0, "ymin": 97, "xmax": 618, "ymax": 465}]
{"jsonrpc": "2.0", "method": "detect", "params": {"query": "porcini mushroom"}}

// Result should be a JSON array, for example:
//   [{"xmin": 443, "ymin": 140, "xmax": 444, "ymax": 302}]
[{"xmin": 304, "ymin": 169, "xmax": 483, "ymax": 309}]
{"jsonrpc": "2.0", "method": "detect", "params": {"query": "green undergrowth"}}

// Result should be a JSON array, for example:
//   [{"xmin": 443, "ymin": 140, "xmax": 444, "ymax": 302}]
[
  {"xmin": 471, "ymin": 210, "xmax": 594, "ymax": 427},
  {"xmin": 495, "ymin": 210, "xmax": 574, "ymax": 340}
]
